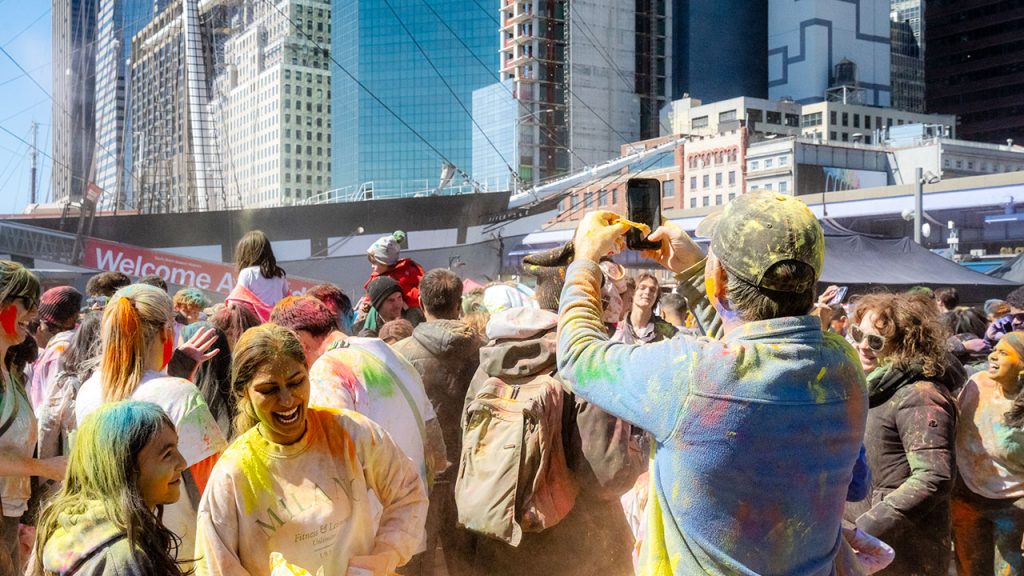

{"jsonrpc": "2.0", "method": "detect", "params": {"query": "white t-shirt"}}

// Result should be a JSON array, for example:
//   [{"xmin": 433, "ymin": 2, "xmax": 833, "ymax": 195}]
[
  {"xmin": 308, "ymin": 338, "xmax": 436, "ymax": 486},
  {"xmin": 0, "ymin": 375, "xmax": 36, "ymax": 517},
  {"xmin": 195, "ymin": 408, "xmax": 427, "ymax": 576},
  {"xmin": 76, "ymin": 370, "xmax": 227, "ymax": 559},
  {"xmin": 237, "ymin": 266, "xmax": 290, "ymax": 307}
]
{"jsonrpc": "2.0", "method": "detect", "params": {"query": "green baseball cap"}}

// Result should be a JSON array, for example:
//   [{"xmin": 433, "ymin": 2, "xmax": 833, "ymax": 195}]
[{"xmin": 695, "ymin": 191, "xmax": 823, "ymax": 293}]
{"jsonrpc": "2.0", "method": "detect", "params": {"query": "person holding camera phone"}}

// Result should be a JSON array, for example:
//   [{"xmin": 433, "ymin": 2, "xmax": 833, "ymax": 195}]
[
  {"xmin": 952, "ymin": 332, "xmax": 1024, "ymax": 576},
  {"xmin": 556, "ymin": 192, "xmax": 869, "ymax": 575}
]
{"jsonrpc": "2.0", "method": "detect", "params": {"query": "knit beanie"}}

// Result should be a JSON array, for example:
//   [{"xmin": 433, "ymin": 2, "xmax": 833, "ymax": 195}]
[
  {"xmin": 1001, "ymin": 332, "xmax": 1024, "ymax": 359},
  {"xmin": 985, "ymin": 299, "xmax": 1011, "ymax": 317},
  {"xmin": 379, "ymin": 318, "xmax": 414, "ymax": 343},
  {"xmin": 367, "ymin": 231, "xmax": 406, "ymax": 266},
  {"xmin": 38, "ymin": 286, "xmax": 83, "ymax": 327},
  {"xmin": 367, "ymin": 276, "xmax": 402, "ymax": 311}
]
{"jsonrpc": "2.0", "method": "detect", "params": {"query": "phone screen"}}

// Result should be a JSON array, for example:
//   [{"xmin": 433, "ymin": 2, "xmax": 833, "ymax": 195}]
[
  {"xmin": 626, "ymin": 178, "xmax": 662, "ymax": 251},
  {"xmin": 829, "ymin": 286, "xmax": 849, "ymax": 305}
]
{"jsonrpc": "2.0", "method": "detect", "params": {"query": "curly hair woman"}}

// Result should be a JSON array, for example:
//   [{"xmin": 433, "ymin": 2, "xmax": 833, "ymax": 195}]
[{"xmin": 845, "ymin": 292, "xmax": 960, "ymax": 575}]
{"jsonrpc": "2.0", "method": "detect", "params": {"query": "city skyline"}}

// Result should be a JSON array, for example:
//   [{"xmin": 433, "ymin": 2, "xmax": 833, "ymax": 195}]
[{"xmin": 0, "ymin": 0, "xmax": 1022, "ymax": 216}]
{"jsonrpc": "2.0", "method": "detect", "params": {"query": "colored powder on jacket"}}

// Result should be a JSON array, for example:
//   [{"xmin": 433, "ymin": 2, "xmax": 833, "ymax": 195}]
[{"xmin": 557, "ymin": 259, "xmax": 868, "ymax": 575}]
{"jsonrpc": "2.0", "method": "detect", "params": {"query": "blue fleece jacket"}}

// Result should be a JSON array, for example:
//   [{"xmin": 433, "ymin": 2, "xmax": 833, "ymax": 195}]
[{"xmin": 557, "ymin": 259, "xmax": 868, "ymax": 576}]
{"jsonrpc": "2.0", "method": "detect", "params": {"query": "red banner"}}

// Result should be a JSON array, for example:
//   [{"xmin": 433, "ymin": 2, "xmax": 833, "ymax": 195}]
[{"xmin": 82, "ymin": 238, "xmax": 319, "ymax": 296}]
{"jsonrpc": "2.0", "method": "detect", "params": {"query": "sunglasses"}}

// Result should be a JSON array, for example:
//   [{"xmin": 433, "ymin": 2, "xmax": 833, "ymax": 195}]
[{"xmin": 850, "ymin": 325, "xmax": 886, "ymax": 352}]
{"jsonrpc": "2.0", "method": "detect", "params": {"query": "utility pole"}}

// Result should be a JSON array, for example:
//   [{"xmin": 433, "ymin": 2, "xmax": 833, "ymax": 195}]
[
  {"xmin": 914, "ymin": 167, "xmax": 923, "ymax": 244},
  {"xmin": 29, "ymin": 121, "xmax": 38, "ymax": 204}
]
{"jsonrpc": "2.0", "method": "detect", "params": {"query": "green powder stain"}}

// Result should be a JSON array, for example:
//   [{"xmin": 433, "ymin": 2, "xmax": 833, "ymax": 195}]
[{"xmin": 351, "ymin": 351, "xmax": 398, "ymax": 398}]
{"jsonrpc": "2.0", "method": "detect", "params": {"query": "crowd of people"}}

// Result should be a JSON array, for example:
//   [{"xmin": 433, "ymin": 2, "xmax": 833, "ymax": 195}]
[{"xmin": 1, "ymin": 199, "xmax": 1024, "ymax": 575}]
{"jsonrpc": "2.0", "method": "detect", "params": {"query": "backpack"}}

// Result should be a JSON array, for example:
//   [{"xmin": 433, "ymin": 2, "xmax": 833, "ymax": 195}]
[{"xmin": 455, "ymin": 369, "xmax": 578, "ymax": 546}]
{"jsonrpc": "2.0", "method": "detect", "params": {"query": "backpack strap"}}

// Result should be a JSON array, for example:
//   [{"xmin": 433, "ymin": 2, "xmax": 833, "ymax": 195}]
[
  {"xmin": 0, "ymin": 375, "xmax": 22, "ymax": 439},
  {"xmin": 65, "ymin": 533, "xmax": 128, "ymax": 576},
  {"xmin": 374, "ymin": 361, "xmax": 426, "ymax": 443}
]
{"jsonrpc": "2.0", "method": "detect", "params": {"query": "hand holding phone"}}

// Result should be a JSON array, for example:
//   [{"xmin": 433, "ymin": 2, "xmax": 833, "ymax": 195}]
[{"xmin": 626, "ymin": 178, "xmax": 662, "ymax": 251}]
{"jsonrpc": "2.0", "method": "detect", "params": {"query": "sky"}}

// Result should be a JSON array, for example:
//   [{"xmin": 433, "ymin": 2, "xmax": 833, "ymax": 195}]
[{"xmin": 0, "ymin": 2, "xmax": 54, "ymax": 216}]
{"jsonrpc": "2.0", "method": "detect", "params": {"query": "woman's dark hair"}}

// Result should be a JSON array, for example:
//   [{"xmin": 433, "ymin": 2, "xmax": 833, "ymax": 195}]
[
  {"xmin": 234, "ymin": 230, "xmax": 285, "ymax": 279},
  {"xmin": 943, "ymin": 306, "xmax": 988, "ymax": 340},
  {"xmin": 181, "ymin": 322, "xmax": 234, "ymax": 438},
  {"xmin": 33, "ymin": 401, "xmax": 190, "ymax": 576},
  {"xmin": 60, "ymin": 311, "xmax": 103, "ymax": 382},
  {"xmin": 851, "ymin": 292, "xmax": 949, "ymax": 377},
  {"xmin": 210, "ymin": 303, "xmax": 261, "ymax": 351},
  {"xmin": 6, "ymin": 334, "xmax": 38, "ymax": 377}
]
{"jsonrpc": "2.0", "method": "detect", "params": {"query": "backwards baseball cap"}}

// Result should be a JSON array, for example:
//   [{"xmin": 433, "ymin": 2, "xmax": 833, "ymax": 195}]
[{"xmin": 696, "ymin": 191, "xmax": 823, "ymax": 293}]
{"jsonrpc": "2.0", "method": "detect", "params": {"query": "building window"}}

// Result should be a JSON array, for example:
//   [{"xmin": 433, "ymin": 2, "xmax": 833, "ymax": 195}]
[
  {"xmin": 765, "ymin": 158, "xmax": 773, "ymax": 168},
  {"xmin": 780, "ymin": 181, "xmax": 788, "ymax": 193},
  {"xmin": 785, "ymin": 114, "xmax": 800, "ymax": 127},
  {"xmin": 702, "ymin": 196, "xmax": 710, "ymax": 207},
  {"xmin": 663, "ymin": 180, "xmax": 675, "ymax": 198},
  {"xmin": 584, "ymin": 192, "xmax": 593, "ymax": 208},
  {"xmin": 842, "ymin": 132, "xmax": 849, "ymax": 142},
  {"xmin": 690, "ymin": 197, "xmax": 697, "ymax": 208},
  {"xmin": 765, "ymin": 183, "xmax": 773, "ymax": 190},
  {"xmin": 692, "ymin": 116, "xmax": 709, "ymax": 129},
  {"xmin": 715, "ymin": 194, "xmax": 723, "ymax": 205},
  {"xmin": 865, "ymin": 116, "xmax": 871, "ymax": 129},
  {"xmin": 719, "ymin": 110, "xmax": 736, "ymax": 123},
  {"xmin": 766, "ymin": 111, "xmax": 782, "ymax": 124},
  {"xmin": 779, "ymin": 156, "xmax": 788, "ymax": 166},
  {"xmin": 842, "ymin": 112, "xmax": 849, "ymax": 127},
  {"xmin": 703, "ymin": 175, "xmax": 710, "ymax": 188},
  {"xmin": 750, "ymin": 160, "xmax": 760, "ymax": 170},
  {"xmin": 830, "ymin": 131, "xmax": 837, "ymax": 140},
  {"xmin": 715, "ymin": 173, "xmax": 723, "ymax": 187},
  {"xmin": 853, "ymin": 114, "xmax": 860, "ymax": 128},
  {"xmin": 728, "ymin": 193, "xmax": 736, "ymax": 201},
  {"xmin": 747, "ymin": 109, "xmax": 763, "ymax": 123},
  {"xmin": 611, "ymin": 190, "xmax": 618, "ymax": 204},
  {"xmin": 690, "ymin": 176, "xmax": 697, "ymax": 189},
  {"xmin": 801, "ymin": 112, "xmax": 822, "ymax": 127},
  {"xmin": 728, "ymin": 171, "xmax": 736, "ymax": 185},
  {"xmin": 598, "ymin": 191, "xmax": 608, "ymax": 206},
  {"xmin": 830, "ymin": 111, "xmax": 837, "ymax": 125}
]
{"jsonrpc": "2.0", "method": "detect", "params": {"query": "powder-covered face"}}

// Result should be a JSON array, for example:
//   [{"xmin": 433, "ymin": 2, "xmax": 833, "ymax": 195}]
[
  {"xmin": 378, "ymin": 291, "xmax": 405, "ymax": 323},
  {"xmin": 249, "ymin": 355, "xmax": 310, "ymax": 445},
  {"xmin": 136, "ymin": 422, "xmax": 187, "ymax": 510},
  {"xmin": 988, "ymin": 340, "xmax": 1024, "ymax": 385},
  {"xmin": 0, "ymin": 296, "xmax": 37, "ymax": 347}
]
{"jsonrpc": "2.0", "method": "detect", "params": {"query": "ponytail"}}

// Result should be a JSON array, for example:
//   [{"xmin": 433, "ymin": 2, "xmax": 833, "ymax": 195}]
[{"xmin": 99, "ymin": 285, "xmax": 173, "ymax": 402}]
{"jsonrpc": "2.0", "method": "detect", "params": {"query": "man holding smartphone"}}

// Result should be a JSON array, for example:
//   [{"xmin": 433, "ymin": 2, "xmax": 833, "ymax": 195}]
[{"xmin": 556, "ymin": 192, "xmax": 868, "ymax": 575}]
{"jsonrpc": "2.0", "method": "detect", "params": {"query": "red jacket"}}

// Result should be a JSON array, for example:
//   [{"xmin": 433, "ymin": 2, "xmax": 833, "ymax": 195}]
[{"xmin": 364, "ymin": 258, "xmax": 425, "ymax": 309}]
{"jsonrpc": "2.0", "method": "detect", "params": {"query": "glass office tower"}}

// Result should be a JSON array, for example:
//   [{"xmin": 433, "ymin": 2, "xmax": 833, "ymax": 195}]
[{"xmin": 331, "ymin": 0, "xmax": 499, "ymax": 197}]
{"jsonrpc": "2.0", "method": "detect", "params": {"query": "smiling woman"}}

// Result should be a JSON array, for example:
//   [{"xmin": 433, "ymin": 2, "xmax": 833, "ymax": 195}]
[
  {"xmin": 0, "ymin": 260, "xmax": 63, "ymax": 572},
  {"xmin": 196, "ymin": 324, "xmax": 428, "ymax": 576},
  {"xmin": 32, "ymin": 401, "xmax": 188, "ymax": 576}
]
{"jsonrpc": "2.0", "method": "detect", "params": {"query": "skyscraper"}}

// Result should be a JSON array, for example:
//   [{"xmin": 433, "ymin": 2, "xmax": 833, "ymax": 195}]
[
  {"xmin": 52, "ymin": 0, "xmax": 98, "ymax": 203},
  {"xmin": 768, "ymin": 0, "xmax": 892, "ymax": 106},
  {"xmin": 889, "ymin": 0, "xmax": 924, "ymax": 112},
  {"xmin": 672, "ymin": 0, "xmax": 768, "ymax": 102},
  {"xmin": 129, "ymin": 0, "xmax": 224, "ymax": 213},
  {"xmin": 214, "ymin": 0, "xmax": 332, "ymax": 207},
  {"xmin": 94, "ymin": 0, "xmax": 167, "ymax": 210},
  {"xmin": 926, "ymin": 0, "xmax": 1024, "ymax": 143},
  {"xmin": 474, "ymin": 0, "xmax": 670, "ymax": 189},
  {"xmin": 331, "ymin": 0, "xmax": 499, "ymax": 197}
]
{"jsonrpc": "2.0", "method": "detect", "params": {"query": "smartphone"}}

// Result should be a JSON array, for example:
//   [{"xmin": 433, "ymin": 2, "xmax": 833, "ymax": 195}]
[
  {"xmin": 829, "ymin": 286, "xmax": 849, "ymax": 305},
  {"xmin": 626, "ymin": 178, "xmax": 662, "ymax": 251}
]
